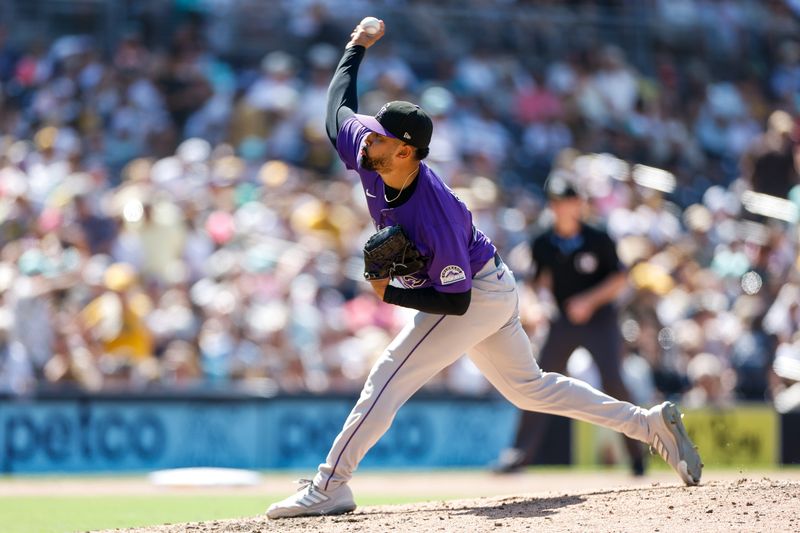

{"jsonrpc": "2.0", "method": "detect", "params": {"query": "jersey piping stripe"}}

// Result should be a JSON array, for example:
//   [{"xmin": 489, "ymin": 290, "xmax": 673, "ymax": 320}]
[{"xmin": 323, "ymin": 314, "xmax": 447, "ymax": 491}]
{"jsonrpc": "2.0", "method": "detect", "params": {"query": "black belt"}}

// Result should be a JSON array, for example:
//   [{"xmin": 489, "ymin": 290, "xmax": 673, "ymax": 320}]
[{"xmin": 494, "ymin": 252, "xmax": 503, "ymax": 267}]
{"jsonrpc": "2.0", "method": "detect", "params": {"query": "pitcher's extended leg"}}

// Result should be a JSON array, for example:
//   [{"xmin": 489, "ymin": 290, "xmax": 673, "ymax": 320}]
[{"xmin": 469, "ymin": 314, "xmax": 650, "ymax": 443}]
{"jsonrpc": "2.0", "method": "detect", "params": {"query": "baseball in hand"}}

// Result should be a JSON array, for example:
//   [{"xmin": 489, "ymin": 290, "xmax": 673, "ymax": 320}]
[{"xmin": 360, "ymin": 16, "xmax": 381, "ymax": 35}]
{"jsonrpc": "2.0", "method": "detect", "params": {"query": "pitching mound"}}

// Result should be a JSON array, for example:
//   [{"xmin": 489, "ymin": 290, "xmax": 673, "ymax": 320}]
[{"xmin": 105, "ymin": 477, "xmax": 798, "ymax": 533}]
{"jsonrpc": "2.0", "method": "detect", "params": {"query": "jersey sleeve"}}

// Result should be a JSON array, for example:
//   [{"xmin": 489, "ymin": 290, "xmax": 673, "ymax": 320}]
[
  {"xmin": 425, "ymin": 223, "xmax": 472, "ymax": 293},
  {"xmin": 336, "ymin": 116, "xmax": 368, "ymax": 170},
  {"xmin": 597, "ymin": 231, "xmax": 624, "ymax": 273}
]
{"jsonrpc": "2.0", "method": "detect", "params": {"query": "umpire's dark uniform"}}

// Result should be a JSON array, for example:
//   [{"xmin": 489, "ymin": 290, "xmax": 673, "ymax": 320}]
[{"xmin": 496, "ymin": 179, "xmax": 644, "ymax": 474}]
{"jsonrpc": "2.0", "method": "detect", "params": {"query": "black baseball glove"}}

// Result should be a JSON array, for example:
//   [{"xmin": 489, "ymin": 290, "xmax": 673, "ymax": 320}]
[{"xmin": 363, "ymin": 225, "xmax": 426, "ymax": 281}]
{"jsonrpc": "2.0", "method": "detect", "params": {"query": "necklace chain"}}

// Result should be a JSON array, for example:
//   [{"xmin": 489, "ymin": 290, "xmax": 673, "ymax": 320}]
[{"xmin": 384, "ymin": 167, "xmax": 418, "ymax": 203}]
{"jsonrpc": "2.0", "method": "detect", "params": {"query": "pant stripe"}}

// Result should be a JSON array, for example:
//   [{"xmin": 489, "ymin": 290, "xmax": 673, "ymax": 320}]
[{"xmin": 323, "ymin": 314, "xmax": 447, "ymax": 490}]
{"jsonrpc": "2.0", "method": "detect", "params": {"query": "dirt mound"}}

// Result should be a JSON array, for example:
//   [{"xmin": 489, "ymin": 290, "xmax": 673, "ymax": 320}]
[{"xmin": 102, "ymin": 478, "xmax": 799, "ymax": 533}]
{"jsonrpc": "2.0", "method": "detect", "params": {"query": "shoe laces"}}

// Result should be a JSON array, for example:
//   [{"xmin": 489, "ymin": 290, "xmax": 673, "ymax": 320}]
[{"xmin": 294, "ymin": 478, "xmax": 315, "ymax": 493}]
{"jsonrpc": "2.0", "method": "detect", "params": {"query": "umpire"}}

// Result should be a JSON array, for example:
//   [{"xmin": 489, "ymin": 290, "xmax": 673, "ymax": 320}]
[{"xmin": 494, "ymin": 171, "xmax": 645, "ymax": 475}]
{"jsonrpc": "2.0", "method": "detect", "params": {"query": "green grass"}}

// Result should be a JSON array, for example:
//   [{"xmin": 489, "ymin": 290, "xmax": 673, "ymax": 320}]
[
  {"xmin": 0, "ymin": 495, "xmax": 259, "ymax": 533},
  {"xmin": 0, "ymin": 493, "xmax": 430, "ymax": 533}
]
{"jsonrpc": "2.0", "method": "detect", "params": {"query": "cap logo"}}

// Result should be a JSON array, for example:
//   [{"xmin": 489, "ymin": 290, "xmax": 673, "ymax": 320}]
[
  {"xmin": 403, "ymin": 132, "xmax": 411, "ymax": 139},
  {"xmin": 375, "ymin": 104, "xmax": 389, "ymax": 121}
]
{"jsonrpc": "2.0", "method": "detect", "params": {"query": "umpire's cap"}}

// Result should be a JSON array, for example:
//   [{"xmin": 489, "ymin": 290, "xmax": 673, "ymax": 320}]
[
  {"xmin": 544, "ymin": 170, "xmax": 580, "ymax": 200},
  {"xmin": 355, "ymin": 101, "xmax": 433, "ymax": 149}
]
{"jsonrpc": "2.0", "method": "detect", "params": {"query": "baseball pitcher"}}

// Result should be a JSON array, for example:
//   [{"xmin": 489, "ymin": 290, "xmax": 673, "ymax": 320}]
[{"xmin": 267, "ymin": 19, "xmax": 702, "ymax": 519}]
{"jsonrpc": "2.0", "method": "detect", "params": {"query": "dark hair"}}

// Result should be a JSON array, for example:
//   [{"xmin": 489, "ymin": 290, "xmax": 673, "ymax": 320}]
[{"xmin": 414, "ymin": 146, "xmax": 430, "ymax": 161}]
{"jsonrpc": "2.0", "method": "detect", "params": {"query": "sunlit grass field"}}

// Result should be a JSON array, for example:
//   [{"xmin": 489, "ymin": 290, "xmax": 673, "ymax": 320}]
[
  {"xmin": 2, "ymin": 495, "xmax": 263, "ymax": 533},
  {"xmin": 0, "ymin": 493, "xmax": 424, "ymax": 533}
]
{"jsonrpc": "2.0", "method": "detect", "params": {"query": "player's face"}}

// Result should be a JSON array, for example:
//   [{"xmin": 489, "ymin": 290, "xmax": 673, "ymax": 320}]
[
  {"xmin": 360, "ymin": 133, "xmax": 404, "ymax": 172},
  {"xmin": 550, "ymin": 196, "xmax": 583, "ymax": 224}
]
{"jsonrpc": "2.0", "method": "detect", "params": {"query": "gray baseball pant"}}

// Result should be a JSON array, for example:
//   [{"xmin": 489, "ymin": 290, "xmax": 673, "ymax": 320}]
[
  {"xmin": 314, "ymin": 257, "xmax": 650, "ymax": 491},
  {"xmin": 511, "ymin": 306, "xmax": 644, "ymax": 466}
]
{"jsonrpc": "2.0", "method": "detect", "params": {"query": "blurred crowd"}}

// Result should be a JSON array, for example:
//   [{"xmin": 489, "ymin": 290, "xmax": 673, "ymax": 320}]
[{"xmin": 0, "ymin": 1, "xmax": 799, "ymax": 411}]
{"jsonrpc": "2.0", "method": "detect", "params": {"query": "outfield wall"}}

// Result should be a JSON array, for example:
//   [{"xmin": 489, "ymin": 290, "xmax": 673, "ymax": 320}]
[
  {"xmin": 0, "ymin": 394, "xmax": 518, "ymax": 473},
  {"xmin": 0, "ymin": 394, "xmax": 794, "ymax": 473}
]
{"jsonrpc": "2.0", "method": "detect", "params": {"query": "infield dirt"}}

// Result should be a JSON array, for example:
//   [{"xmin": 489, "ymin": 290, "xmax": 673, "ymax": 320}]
[{"xmin": 99, "ymin": 474, "xmax": 799, "ymax": 533}]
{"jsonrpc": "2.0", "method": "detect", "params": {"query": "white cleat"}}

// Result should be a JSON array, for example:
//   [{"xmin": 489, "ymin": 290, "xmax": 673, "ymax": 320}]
[
  {"xmin": 266, "ymin": 479, "xmax": 356, "ymax": 519},
  {"xmin": 647, "ymin": 401, "xmax": 703, "ymax": 486}
]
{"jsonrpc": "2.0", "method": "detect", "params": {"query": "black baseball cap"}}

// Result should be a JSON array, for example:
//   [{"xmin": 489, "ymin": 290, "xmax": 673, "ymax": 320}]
[
  {"xmin": 544, "ymin": 170, "xmax": 580, "ymax": 199},
  {"xmin": 354, "ymin": 101, "xmax": 433, "ymax": 149}
]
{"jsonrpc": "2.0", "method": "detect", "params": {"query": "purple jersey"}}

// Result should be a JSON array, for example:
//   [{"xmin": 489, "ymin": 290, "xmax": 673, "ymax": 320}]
[{"xmin": 337, "ymin": 116, "xmax": 496, "ymax": 293}]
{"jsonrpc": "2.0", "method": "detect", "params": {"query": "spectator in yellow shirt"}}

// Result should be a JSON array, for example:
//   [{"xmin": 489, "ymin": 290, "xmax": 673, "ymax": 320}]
[{"xmin": 80, "ymin": 262, "xmax": 153, "ymax": 361}]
